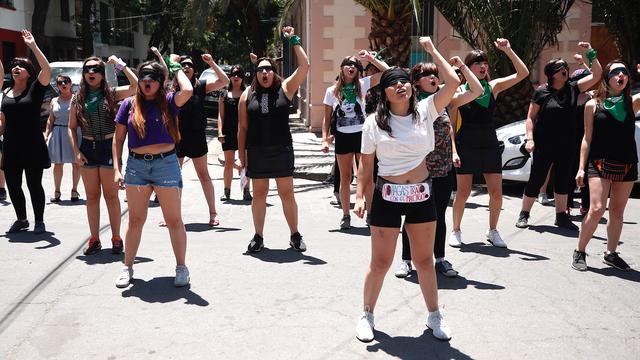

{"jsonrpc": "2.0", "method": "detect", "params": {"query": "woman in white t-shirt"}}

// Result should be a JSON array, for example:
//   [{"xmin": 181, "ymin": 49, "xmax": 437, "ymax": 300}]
[
  {"xmin": 321, "ymin": 52, "xmax": 388, "ymax": 230},
  {"xmin": 353, "ymin": 37, "xmax": 460, "ymax": 343}
]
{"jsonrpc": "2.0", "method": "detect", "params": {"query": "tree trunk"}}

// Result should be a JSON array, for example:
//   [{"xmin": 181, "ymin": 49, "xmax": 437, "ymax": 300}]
[
  {"xmin": 80, "ymin": 0, "xmax": 95, "ymax": 58},
  {"xmin": 31, "ymin": 0, "xmax": 51, "ymax": 60},
  {"xmin": 368, "ymin": 12, "xmax": 413, "ymax": 67}
]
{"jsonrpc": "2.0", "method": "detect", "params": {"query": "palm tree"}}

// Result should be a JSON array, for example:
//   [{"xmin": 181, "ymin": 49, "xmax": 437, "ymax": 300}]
[{"xmin": 434, "ymin": 0, "xmax": 576, "ymax": 125}]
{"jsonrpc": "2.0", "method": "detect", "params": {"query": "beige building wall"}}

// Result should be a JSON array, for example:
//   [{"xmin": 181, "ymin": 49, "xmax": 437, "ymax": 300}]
[{"xmin": 300, "ymin": 1, "xmax": 592, "ymax": 130}]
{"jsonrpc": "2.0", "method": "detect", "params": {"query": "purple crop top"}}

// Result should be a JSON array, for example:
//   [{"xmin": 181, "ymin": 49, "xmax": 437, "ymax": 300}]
[{"xmin": 115, "ymin": 92, "xmax": 180, "ymax": 149}]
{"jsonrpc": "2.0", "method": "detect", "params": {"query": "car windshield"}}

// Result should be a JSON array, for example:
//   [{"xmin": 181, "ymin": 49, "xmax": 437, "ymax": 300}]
[{"xmin": 50, "ymin": 67, "xmax": 83, "ymax": 85}]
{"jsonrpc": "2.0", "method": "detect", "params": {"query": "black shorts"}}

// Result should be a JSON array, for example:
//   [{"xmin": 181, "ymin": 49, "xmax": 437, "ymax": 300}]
[
  {"xmin": 221, "ymin": 135, "xmax": 239, "ymax": 151},
  {"xmin": 369, "ymin": 178, "xmax": 437, "ymax": 228},
  {"xmin": 456, "ymin": 143, "xmax": 502, "ymax": 174},
  {"xmin": 80, "ymin": 138, "xmax": 115, "ymax": 169},
  {"xmin": 334, "ymin": 131, "xmax": 362, "ymax": 155},
  {"xmin": 247, "ymin": 144, "xmax": 294, "ymax": 179},
  {"xmin": 176, "ymin": 131, "xmax": 208, "ymax": 158},
  {"xmin": 588, "ymin": 160, "xmax": 638, "ymax": 182}
]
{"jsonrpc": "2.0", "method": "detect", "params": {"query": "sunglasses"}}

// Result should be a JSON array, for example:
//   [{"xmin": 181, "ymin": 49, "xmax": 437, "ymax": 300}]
[
  {"xmin": 181, "ymin": 62, "xmax": 194, "ymax": 69},
  {"xmin": 257, "ymin": 65, "xmax": 274, "ymax": 73},
  {"xmin": 56, "ymin": 79, "xmax": 70, "ymax": 85},
  {"xmin": 231, "ymin": 71, "xmax": 243, "ymax": 78},
  {"xmin": 608, "ymin": 68, "xmax": 629, "ymax": 78},
  {"xmin": 414, "ymin": 72, "xmax": 438, "ymax": 81},
  {"xmin": 11, "ymin": 61, "xmax": 29, "ymax": 69},
  {"xmin": 83, "ymin": 65, "xmax": 104, "ymax": 74}
]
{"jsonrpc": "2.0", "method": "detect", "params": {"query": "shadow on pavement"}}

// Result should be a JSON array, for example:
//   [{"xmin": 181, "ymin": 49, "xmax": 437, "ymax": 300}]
[
  {"xmin": 328, "ymin": 226, "xmax": 370, "ymax": 236},
  {"xmin": 219, "ymin": 199, "xmax": 252, "ymax": 206},
  {"xmin": 76, "ymin": 252, "xmax": 152, "ymax": 265},
  {"xmin": 121, "ymin": 277, "xmax": 209, "ymax": 306},
  {"xmin": 184, "ymin": 223, "xmax": 241, "ymax": 233},
  {"xmin": 366, "ymin": 329, "xmax": 472, "ymax": 360},
  {"xmin": 588, "ymin": 266, "xmax": 640, "ymax": 283},
  {"xmin": 526, "ymin": 224, "xmax": 579, "ymax": 238},
  {"xmin": 459, "ymin": 242, "xmax": 549, "ymax": 261},
  {"xmin": 3, "ymin": 231, "xmax": 61, "ymax": 249},
  {"xmin": 51, "ymin": 199, "xmax": 87, "ymax": 206},
  {"xmin": 403, "ymin": 273, "xmax": 505, "ymax": 290},
  {"xmin": 462, "ymin": 202, "xmax": 489, "ymax": 210},
  {"xmin": 245, "ymin": 248, "xmax": 327, "ymax": 265}
]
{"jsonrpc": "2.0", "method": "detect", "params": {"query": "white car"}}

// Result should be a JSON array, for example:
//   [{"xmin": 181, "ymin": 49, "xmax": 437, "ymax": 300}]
[{"xmin": 496, "ymin": 118, "xmax": 640, "ymax": 183}]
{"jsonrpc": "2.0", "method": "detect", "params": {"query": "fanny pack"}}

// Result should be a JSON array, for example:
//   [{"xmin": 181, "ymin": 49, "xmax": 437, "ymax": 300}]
[
  {"xmin": 591, "ymin": 159, "xmax": 633, "ymax": 181},
  {"xmin": 376, "ymin": 177, "xmax": 431, "ymax": 203}
]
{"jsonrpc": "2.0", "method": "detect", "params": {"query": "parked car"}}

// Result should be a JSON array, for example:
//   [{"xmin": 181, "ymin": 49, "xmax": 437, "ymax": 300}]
[
  {"xmin": 496, "ymin": 118, "xmax": 640, "ymax": 183},
  {"xmin": 199, "ymin": 65, "xmax": 232, "ymax": 118}
]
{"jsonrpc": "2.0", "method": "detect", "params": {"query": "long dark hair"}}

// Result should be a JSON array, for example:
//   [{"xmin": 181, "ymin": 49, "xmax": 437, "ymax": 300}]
[
  {"xmin": 130, "ymin": 61, "xmax": 179, "ymax": 142},
  {"xmin": 226, "ymin": 65, "xmax": 246, "ymax": 92},
  {"xmin": 375, "ymin": 68, "xmax": 418, "ymax": 137},
  {"xmin": 333, "ymin": 56, "xmax": 363, "ymax": 102},
  {"xmin": 595, "ymin": 60, "xmax": 633, "ymax": 115},
  {"xmin": 7, "ymin": 57, "xmax": 36, "ymax": 90},
  {"xmin": 75, "ymin": 57, "xmax": 117, "ymax": 129},
  {"xmin": 250, "ymin": 57, "xmax": 282, "ymax": 92},
  {"xmin": 410, "ymin": 62, "xmax": 438, "ymax": 92},
  {"xmin": 464, "ymin": 49, "xmax": 491, "ymax": 81}
]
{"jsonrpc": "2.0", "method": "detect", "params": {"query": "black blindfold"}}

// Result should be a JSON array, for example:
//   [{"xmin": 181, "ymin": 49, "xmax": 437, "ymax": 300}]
[
  {"xmin": 341, "ymin": 59, "xmax": 363, "ymax": 73},
  {"xmin": 139, "ymin": 68, "xmax": 164, "ymax": 83},
  {"xmin": 380, "ymin": 68, "xmax": 410, "ymax": 88}
]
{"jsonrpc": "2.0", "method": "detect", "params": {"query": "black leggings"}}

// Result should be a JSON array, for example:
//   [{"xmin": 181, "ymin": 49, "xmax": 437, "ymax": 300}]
[
  {"xmin": 524, "ymin": 149, "xmax": 573, "ymax": 198},
  {"xmin": 401, "ymin": 173, "xmax": 452, "ymax": 260},
  {"xmin": 4, "ymin": 167, "xmax": 45, "ymax": 222}
]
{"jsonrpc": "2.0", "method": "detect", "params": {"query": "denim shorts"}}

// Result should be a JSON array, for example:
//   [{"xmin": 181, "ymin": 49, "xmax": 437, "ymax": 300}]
[
  {"xmin": 124, "ymin": 153, "xmax": 183, "ymax": 188},
  {"xmin": 80, "ymin": 138, "xmax": 114, "ymax": 169}
]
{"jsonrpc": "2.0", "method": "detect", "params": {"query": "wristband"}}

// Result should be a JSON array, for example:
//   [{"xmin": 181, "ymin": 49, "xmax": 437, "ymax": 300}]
[
  {"xmin": 114, "ymin": 57, "xmax": 127, "ymax": 72},
  {"xmin": 459, "ymin": 64, "xmax": 468, "ymax": 71},
  {"xmin": 289, "ymin": 35, "xmax": 301, "ymax": 47},
  {"xmin": 586, "ymin": 48, "xmax": 597, "ymax": 67}
]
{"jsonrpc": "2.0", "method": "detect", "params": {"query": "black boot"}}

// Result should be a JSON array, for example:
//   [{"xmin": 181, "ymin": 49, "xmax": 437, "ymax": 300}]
[
  {"xmin": 555, "ymin": 212, "xmax": 578, "ymax": 231},
  {"xmin": 220, "ymin": 188, "xmax": 230, "ymax": 201}
]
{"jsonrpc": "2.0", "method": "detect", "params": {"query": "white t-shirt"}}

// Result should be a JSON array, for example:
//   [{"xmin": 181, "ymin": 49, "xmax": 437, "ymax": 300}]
[
  {"xmin": 361, "ymin": 95, "xmax": 441, "ymax": 176},
  {"xmin": 323, "ymin": 76, "xmax": 371, "ymax": 133}
]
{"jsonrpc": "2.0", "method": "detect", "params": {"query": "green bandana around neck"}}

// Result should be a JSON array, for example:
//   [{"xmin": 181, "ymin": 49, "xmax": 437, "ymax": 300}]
[
  {"xmin": 85, "ymin": 88, "xmax": 104, "ymax": 115},
  {"xmin": 341, "ymin": 83, "xmax": 357, "ymax": 103},
  {"xmin": 603, "ymin": 95, "xmax": 627, "ymax": 123},
  {"xmin": 418, "ymin": 91, "xmax": 434, "ymax": 101},
  {"xmin": 466, "ymin": 79, "xmax": 491, "ymax": 108}
]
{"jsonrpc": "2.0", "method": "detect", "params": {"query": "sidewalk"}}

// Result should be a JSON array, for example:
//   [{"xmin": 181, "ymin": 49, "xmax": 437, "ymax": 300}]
[{"xmin": 1, "ymin": 116, "xmax": 639, "ymax": 359}]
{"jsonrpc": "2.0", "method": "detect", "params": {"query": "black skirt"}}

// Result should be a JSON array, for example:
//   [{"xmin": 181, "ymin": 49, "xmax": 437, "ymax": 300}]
[{"xmin": 247, "ymin": 144, "xmax": 294, "ymax": 179}]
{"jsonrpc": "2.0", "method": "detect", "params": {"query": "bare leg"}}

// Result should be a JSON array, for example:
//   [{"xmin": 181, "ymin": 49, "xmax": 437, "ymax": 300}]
[
  {"xmin": 81, "ymin": 168, "xmax": 101, "ymax": 238},
  {"xmin": 71, "ymin": 163, "xmax": 81, "ymax": 194},
  {"xmin": 484, "ymin": 173, "xmax": 503, "ymax": 230},
  {"xmin": 99, "ymin": 168, "xmax": 121, "ymax": 238},
  {"xmin": 251, "ymin": 178, "xmax": 269, "ymax": 236},
  {"xmin": 191, "ymin": 155, "xmax": 217, "ymax": 220},
  {"xmin": 53, "ymin": 164, "xmax": 63, "ymax": 193},
  {"xmin": 123, "ymin": 185, "xmax": 153, "ymax": 267},
  {"xmin": 156, "ymin": 186, "xmax": 187, "ymax": 265},
  {"xmin": 452, "ymin": 174, "xmax": 473, "ymax": 231},
  {"xmin": 363, "ymin": 226, "xmax": 399, "ymax": 312},
  {"xmin": 223, "ymin": 150, "xmax": 235, "ymax": 190},
  {"xmin": 405, "ymin": 221, "xmax": 438, "ymax": 311},
  {"xmin": 336, "ymin": 153, "xmax": 354, "ymax": 216},
  {"xmin": 605, "ymin": 181, "xmax": 633, "ymax": 253},
  {"xmin": 275, "ymin": 176, "xmax": 299, "ymax": 234},
  {"xmin": 577, "ymin": 177, "xmax": 610, "ymax": 252}
]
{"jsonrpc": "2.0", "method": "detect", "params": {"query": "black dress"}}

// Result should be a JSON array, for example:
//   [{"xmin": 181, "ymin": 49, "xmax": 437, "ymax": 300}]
[
  {"xmin": 245, "ymin": 86, "xmax": 294, "ymax": 179},
  {"xmin": 456, "ymin": 93, "xmax": 501, "ymax": 174},
  {"xmin": 220, "ymin": 89, "xmax": 240, "ymax": 151},
  {"xmin": 176, "ymin": 81, "xmax": 208, "ymax": 158},
  {"xmin": 1, "ymin": 81, "xmax": 50, "ymax": 170}
]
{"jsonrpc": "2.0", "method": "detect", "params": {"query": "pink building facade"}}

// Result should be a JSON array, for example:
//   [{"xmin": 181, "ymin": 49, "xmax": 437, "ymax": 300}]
[{"xmin": 290, "ymin": 1, "xmax": 593, "ymax": 132}]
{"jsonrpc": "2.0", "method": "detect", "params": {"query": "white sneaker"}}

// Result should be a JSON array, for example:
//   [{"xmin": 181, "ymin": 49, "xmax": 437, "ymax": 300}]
[
  {"xmin": 356, "ymin": 311, "xmax": 375, "ymax": 342},
  {"xmin": 426, "ymin": 309, "xmax": 452, "ymax": 341},
  {"xmin": 174, "ymin": 265, "xmax": 190, "ymax": 287},
  {"xmin": 448, "ymin": 230, "xmax": 463, "ymax": 248},
  {"xmin": 394, "ymin": 260, "xmax": 412, "ymax": 278},
  {"xmin": 115, "ymin": 266, "xmax": 133, "ymax": 288},
  {"xmin": 486, "ymin": 229, "xmax": 507, "ymax": 248},
  {"xmin": 537, "ymin": 193, "xmax": 549, "ymax": 204}
]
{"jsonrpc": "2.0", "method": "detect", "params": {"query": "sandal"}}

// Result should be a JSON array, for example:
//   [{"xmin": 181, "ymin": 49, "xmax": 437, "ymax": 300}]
[
  {"xmin": 209, "ymin": 212, "xmax": 220, "ymax": 227},
  {"xmin": 158, "ymin": 220, "xmax": 167, "ymax": 227},
  {"xmin": 71, "ymin": 189, "xmax": 80, "ymax": 202},
  {"xmin": 50, "ymin": 191, "xmax": 61, "ymax": 203}
]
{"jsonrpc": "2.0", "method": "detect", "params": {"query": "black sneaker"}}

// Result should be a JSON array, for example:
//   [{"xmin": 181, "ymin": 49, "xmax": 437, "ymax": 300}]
[
  {"xmin": 555, "ymin": 212, "xmax": 578, "ymax": 231},
  {"xmin": 33, "ymin": 221, "xmax": 46, "ymax": 234},
  {"xmin": 0, "ymin": 188, "xmax": 6, "ymax": 201},
  {"xmin": 220, "ymin": 188, "xmax": 230, "ymax": 201},
  {"xmin": 83, "ymin": 238, "xmax": 102, "ymax": 255},
  {"xmin": 111, "ymin": 236, "xmax": 124, "ymax": 255},
  {"xmin": 7, "ymin": 219, "xmax": 29, "ymax": 233},
  {"xmin": 603, "ymin": 252, "xmax": 631, "ymax": 271},
  {"xmin": 243, "ymin": 188, "xmax": 252, "ymax": 201},
  {"xmin": 515, "ymin": 211, "xmax": 529, "ymax": 228},
  {"xmin": 247, "ymin": 234, "xmax": 264, "ymax": 253},
  {"xmin": 289, "ymin": 232, "xmax": 307, "ymax": 252},
  {"xmin": 572, "ymin": 250, "xmax": 587, "ymax": 271}
]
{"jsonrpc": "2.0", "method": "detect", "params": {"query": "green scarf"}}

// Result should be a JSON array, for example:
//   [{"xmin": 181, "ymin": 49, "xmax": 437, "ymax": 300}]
[
  {"xmin": 418, "ymin": 91, "xmax": 434, "ymax": 101},
  {"xmin": 85, "ymin": 88, "xmax": 104, "ymax": 116},
  {"xmin": 603, "ymin": 95, "xmax": 627, "ymax": 123},
  {"xmin": 341, "ymin": 83, "xmax": 357, "ymax": 103},
  {"xmin": 466, "ymin": 79, "xmax": 492, "ymax": 108},
  {"xmin": 163, "ymin": 55, "xmax": 183, "ymax": 78}
]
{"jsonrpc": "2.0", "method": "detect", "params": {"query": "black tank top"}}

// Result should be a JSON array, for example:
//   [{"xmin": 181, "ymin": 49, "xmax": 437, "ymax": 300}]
[
  {"xmin": 246, "ymin": 86, "xmax": 292, "ymax": 147},
  {"xmin": 221, "ymin": 90, "xmax": 240, "ymax": 136},
  {"xmin": 589, "ymin": 104, "xmax": 637, "ymax": 163},
  {"xmin": 457, "ymin": 94, "xmax": 498, "ymax": 148}
]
